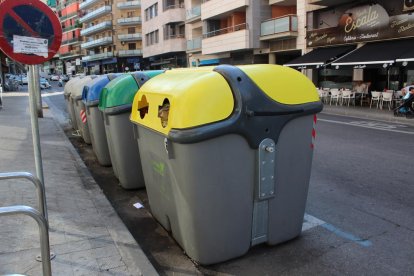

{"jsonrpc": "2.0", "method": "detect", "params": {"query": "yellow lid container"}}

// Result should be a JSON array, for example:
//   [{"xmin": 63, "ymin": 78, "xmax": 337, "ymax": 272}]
[
  {"xmin": 131, "ymin": 69, "xmax": 234, "ymax": 135},
  {"xmin": 131, "ymin": 64, "xmax": 320, "ymax": 136}
]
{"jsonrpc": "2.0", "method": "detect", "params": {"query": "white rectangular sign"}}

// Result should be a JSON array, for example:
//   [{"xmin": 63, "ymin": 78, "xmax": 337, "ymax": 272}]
[{"xmin": 13, "ymin": 35, "xmax": 48, "ymax": 58}]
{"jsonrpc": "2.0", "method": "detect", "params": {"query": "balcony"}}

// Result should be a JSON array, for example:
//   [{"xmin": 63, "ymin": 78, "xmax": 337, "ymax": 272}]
[
  {"xmin": 163, "ymin": 2, "xmax": 185, "ymax": 11},
  {"xmin": 164, "ymin": 33, "xmax": 185, "ymax": 40},
  {"xmin": 57, "ymin": 0, "xmax": 78, "ymax": 11},
  {"xmin": 203, "ymin": 22, "xmax": 247, "ymax": 38},
  {"xmin": 117, "ymin": 33, "xmax": 142, "ymax": 41},
  {"xmin": 117, "ymin": 17, "xmax": 142, "ymax": 26},
  {"xmin": 62, "ymin": 24, "xmax": 82, "ymax": 33},
  {"xmin": 81, "ymin": 21, "xmax": 112, "ymax": 36},
  {"xmin": 143, "ymin": 37, "xmax": 185, "ymax": 57},
  {"xmin": 61, "ymin": 37, "xmax": 82, "ymax": 46},
  {"xmin": 79, "ymin": 0, "xmax": 101, "ymax": 10},
  {"xmin": 202, "ymin": 23, "xmax": 249, "ymax": 54},
  {"xmin": 163, "ymin": 4, "xmax": 186, "ymax": 23},
  {"xmin": 117, "ymin": 0, "xmax": 141, "ymax": 9},
  {"xmin": 82, "ymin": 51, "xmax": 114, "ymax": 61},
  {"xmin": 187, "ymin": 37, "xmax": 201, "ymax": 52},
  {"xmin": 79, "ymin": 6, "xmax": 111, "ymax": 23},
  {"xmin": 260, "ymin": 15, "xmax": 298, "ymax": 41},
  {"xmin": 201, "ymin": 0, "xmax": 248, "ymax": 20},
  {"xmin": 81, "ymin": 36, "xmax": 113, "ymax": 49},
  {"xmin": 60, "ymin": 11, "xmax": 78, "ymax": 21},
  {"xmin": 118, "ymin": 49, "xmax": 143, "ymax": 56},
  {"xmin": 186, "ymin": 6, "xmax": 201, "ymax": 23},
  {"xmin": 59, "ymin": 51, "xmax": 82, "ymax": 59}
]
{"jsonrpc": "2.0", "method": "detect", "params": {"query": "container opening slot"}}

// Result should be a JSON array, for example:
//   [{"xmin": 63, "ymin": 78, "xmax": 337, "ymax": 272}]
[
  {"xmin": 138, "ymin": 95, "xmax": 149, "ymax": 119},
  {"xmin": 158, "ymin": 98, "xmax": 170, "ymax": 128}
]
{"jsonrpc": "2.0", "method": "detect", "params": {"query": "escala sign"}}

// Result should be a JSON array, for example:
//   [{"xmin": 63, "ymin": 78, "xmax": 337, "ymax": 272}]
[{"xmin": 307, "ymin": 3, "xmax": 414, "ymax": 47}]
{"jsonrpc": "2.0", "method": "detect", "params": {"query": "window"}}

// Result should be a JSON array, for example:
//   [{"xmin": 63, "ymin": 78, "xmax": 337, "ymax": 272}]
[
  {"xmin": 145, "ymin": 30, "xmax": 159, "ymax": 46},
  {"xmin": 145, "ymin": 3, "xmax": 158, "ymax": 21},
  {"xmin": 128, "ymin": 43, "xmax": 136, "ymax": 50},
  {"xmin": 164, "ymin": 23, "xmax": 185, "ymax": 39},
  {"xmin": 127, "ymin": 11, "xmax": 134, "ymax": 18},
  {"xmin": 128, "ymin": 27, "xmax": 135, "ymax": 34}
]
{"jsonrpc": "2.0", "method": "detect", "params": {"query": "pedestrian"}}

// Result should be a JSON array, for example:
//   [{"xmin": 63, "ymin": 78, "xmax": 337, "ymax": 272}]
[{"xmin": 401, "ymin": 82, "xmax": 414, "ymax": 97}]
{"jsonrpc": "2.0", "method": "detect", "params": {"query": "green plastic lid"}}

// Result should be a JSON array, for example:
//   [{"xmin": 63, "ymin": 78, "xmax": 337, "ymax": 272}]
[{"xmin": 99, "ymin": 71, "xmax": 164, "ymax": 111}]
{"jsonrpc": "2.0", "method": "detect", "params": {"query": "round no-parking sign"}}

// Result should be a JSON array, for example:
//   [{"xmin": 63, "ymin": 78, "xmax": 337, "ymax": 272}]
[{"xmin": 0, "ymin": 0, "xmax": 62, "ymax": 65}]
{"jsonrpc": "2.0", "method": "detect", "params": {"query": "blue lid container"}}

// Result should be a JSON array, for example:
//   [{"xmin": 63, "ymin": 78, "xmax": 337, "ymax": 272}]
[{"xmin": 82, "ymin": 74, "xmax": 122, "ymax": 106}]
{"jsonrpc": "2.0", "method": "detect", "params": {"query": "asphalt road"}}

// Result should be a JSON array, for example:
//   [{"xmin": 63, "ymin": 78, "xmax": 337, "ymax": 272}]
[{"xmin": 43, "ymin": 83, "xmax": 414, "ymax": 275}]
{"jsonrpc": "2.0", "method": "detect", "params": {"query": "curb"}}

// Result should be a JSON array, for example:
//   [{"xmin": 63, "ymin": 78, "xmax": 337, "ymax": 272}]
[
  {"xmin": 43, "ymin": 97, "xmax": 159, "ymax": 276},
  {"xmin": 321, "ymin": 106, "xmax": 414, "ymax": 127}
]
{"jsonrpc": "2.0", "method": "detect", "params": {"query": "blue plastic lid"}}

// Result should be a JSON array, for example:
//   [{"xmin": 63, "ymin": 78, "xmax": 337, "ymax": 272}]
[{"xmin": 82, "ymin": 74, "xmax": 122, "ymax": 104}]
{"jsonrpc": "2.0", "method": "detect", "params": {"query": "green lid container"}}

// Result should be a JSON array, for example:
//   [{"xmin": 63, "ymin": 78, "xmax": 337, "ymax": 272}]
[{"xmin": 99, "ymin": 70, "xmax": 164, "ymax": 114}]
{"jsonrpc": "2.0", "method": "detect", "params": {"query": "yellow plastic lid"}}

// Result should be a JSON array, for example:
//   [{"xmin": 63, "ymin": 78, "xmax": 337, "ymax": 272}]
[
  {"xmin": 131, "ymin": 70, "xmax": 234, "ymax": 135},
  {"xmin": 238, "ymin": 64, "xmax": 319, "ymax": 105}
]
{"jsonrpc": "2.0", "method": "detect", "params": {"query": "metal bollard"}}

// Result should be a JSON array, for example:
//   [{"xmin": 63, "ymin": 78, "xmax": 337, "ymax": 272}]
[
  {"xmin": 0, "ymin": 205, "xmax": 52, "ymax": 276},
  {"xmin": 0, "ymin": 172, "xmax": 48, "ymax": 221}
]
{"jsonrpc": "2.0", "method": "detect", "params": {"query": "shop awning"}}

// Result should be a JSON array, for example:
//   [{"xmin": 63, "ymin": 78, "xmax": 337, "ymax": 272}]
[
  {"xmin": 284, "ymin": 45, "xmax": 356, "ymax": 68},
  {"xmin": 199, "ymin": 58, "xmax": 220, "ymax": 66},
  {"xmin": 332, "ymin": 39, "xmax": 414, "ymax": 67},
  {"xmin": 396, "ymin": 48, "xmax": 414, "ymax": 63}
]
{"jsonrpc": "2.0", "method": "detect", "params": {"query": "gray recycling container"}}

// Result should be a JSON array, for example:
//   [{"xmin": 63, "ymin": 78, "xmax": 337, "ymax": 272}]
[
  {"xmin": 82, "ymin": 74, "xmax": 121, "ymax": 166},
  {"xmin": 98, "ymin": 71, "xmax": 164, "ymax": 189},
  {"xmin": 63, "ymin": 77, "xmax": 81, "ymax": 130},
  {"xmin": 130, "ymin": 65, "xmax": 323, "ymax": 265},
  {"xmin": 70, "ymin": 76, "xmax": 95, "ymax": 144}
]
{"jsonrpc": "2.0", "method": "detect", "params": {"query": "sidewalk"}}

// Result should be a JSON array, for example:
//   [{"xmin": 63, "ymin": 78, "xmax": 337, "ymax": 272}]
[
  {"xmin": 321, "ymin": 103, "xmax": 414, "ymax": 126},
  {"xmin": 0, "ymin": 93, "xmax": 158, "ymax": 275}
]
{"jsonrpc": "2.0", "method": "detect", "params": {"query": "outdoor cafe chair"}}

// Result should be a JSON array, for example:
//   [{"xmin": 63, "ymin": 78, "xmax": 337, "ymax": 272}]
[
  {"xmin": 329, "ymin": 88, "xmax": 341, "ymax": 106},
  {"xmin": 318, "ymin": 89, "xmax": 329, "ymax": 104},
  {"xmin": 370, "ymin": 91, "xmax": 382, "ymax": 109},
  {"xmin": 341, "ymin": 90, "xmax": 355, "ymax": 106},
  {"xmin": 358, "ymin": 91, "xmax": 369, "ymax": 106},
  {"xmin": 393, "ymin": 90, "xmax": 404, "ymax": 106},
  {"xmin": 381, "ymin": 92, "xmax": 393, "ymax": 110}
]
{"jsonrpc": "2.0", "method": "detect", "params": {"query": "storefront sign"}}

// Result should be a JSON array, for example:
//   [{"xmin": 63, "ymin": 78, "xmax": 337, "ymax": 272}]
[
  {"xmin": 101, "ymin": 57, "xmax": 117, "ymax": 65},
  {"xmin": 127, "ymin": 57, "xmax": 139, "ymax": 63},
  {"xmin": 307, "ymin": 3, "xmax": 414, "ymax": 47}
]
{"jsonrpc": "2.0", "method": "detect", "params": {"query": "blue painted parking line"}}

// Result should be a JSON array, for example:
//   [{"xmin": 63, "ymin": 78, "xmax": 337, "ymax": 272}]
[
  {"xmin": 303, "ymin": 214, "xmax": 372, "ymax": 247},
  {"xmin": 321, "ymin": 223, "xmax": 372, "ymax": 247}
]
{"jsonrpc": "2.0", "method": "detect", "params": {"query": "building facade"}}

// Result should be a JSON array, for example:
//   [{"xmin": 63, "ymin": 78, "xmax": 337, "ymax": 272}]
[
  {"xmin": 141, "ymin": 0, "xmax": 187, "ymax": 69},
  {"xmin": 182, "ymin": 0, "xmax": 313, "ymax": 67},
  {"xmin": 286, "ymin": 0, "xmax": 414, "ymax": 91},
  {"xmin": 57, "ymin": 0, "xmax": 83, "ymax": 75},
  {"xmin": 79, "ymin": 0, "xmax": 143, "ymax": 73}
]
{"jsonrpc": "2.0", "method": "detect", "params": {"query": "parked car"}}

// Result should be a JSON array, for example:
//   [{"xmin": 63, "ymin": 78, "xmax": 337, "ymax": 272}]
[
  {"xmin": 60, "ymin": 74, "xmax": 69, "ymax": 82},
  {"xmin": 21, "ymin": 75, "xmax": 28, "ymax": 85},
  {"xmin": 40, "ymin": 78, "xmax": 51, "ymax": 89},
  {"xmin": 50, "ymin": 74, "xmax": 59, "ymax": 81},
  {"xmin": 4, "ymin": 79, "xmax": 19, "ymax": 91}
]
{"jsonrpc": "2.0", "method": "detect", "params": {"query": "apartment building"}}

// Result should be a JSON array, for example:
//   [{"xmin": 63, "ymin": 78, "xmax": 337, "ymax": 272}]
[
  {"xmin": 141, "ymin": 0, "xmax": 187, "ymax": 68},
  {"xmin": 183, "ymin": 0, "xmax": 310, "ymax": 67},
  {"xmin": 79, "ymin": 0, "xmax": 143, "ymax": 73},
  {"xmin": 57, "ymin": 0, "xmax": 83, "ymax": 75}
]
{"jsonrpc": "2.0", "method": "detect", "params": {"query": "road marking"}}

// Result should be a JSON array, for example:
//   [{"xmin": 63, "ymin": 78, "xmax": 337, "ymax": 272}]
[
  {"xmin": 302, "ymin": 213, "xmax": 325, "ymax": 231},
  {"xmin": 303, "ymin": 213, "xmax": 372, "ymax": 247},
  {"xmin": 319, "ymin": 118, "xmax": 414, "ymax": 135},
  {"xmin": 42, "ymin": 91, "xmax": 64, "ymax": 97}
]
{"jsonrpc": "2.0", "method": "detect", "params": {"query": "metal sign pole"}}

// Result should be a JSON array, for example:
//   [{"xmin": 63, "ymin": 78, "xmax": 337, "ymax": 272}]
[
  {"xmin": 33, "ymin": 65, "xmax": 43, "ymax": 118},
  {"xmin": 28, "ymin": 65, "xmax": 47, "ymax": 220}
]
